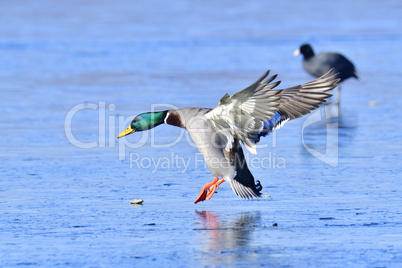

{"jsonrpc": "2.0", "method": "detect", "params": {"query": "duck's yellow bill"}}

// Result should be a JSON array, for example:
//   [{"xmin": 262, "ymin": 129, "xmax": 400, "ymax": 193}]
[{"xmin": 117, "ymin": 126, "xmax": 135, "ymax": 138}]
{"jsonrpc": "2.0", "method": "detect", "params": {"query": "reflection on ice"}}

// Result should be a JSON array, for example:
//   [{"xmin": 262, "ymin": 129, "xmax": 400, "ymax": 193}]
[{"xmin": 194, "ymin": 210, "xmax": 262, "ymax": 264}]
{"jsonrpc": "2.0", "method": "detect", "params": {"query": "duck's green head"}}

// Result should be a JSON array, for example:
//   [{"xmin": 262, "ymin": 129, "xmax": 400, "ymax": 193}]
[{"xmin": 117, "ymin": 110, "xmax": 168, "ymax": 138}]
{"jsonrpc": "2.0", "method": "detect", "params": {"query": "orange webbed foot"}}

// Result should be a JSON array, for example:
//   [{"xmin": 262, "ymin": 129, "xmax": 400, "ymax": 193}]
[{"xmin": 194, "ymin": 178, "xmax": 225, "ymax": 204}]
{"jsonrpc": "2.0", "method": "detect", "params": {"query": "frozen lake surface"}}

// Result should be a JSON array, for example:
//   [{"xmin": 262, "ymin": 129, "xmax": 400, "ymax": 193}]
[{"xmin": 1, "ymin": 0, "xmax": 401, "ymax": 267}]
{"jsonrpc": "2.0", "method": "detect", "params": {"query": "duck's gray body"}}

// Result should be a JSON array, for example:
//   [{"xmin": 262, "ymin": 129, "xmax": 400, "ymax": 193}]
[{"xmin": 165, "ymin": 107, "xmax": 262, "ymax": 198}]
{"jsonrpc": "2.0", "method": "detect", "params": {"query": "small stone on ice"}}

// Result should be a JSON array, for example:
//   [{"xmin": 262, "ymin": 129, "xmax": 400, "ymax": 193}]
[
  {"xmin": 130, "ymin": 199, "xmax": 143, "ymax": 204},
  {"xmin": 369, "ymin": 101, "xmax": 378, "ymax": 106}
]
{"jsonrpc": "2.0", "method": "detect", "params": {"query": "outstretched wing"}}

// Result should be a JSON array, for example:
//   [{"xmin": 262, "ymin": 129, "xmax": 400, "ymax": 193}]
[
  {"xmin": 256, "ymin": 69, "xmax": 339, "ymax": 141},
  {"xmin": 206, "ymin": 69, "xmax": 339, "ymax": 154},
  {"xmin": 277, "ymin": 70, "xmax": 338, "ymax": 119},
  {"xmin": 205, "ymin": 70, "xmax": 282, "ymax": 154}
]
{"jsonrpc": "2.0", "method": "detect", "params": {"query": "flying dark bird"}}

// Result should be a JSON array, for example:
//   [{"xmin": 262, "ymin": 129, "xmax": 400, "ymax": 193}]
[
  {"xmin": 294, "ymin": 44, "xmax": 357, "ymax": 103},
  {"xmin": 118, "ymin": 70, "xmax": 339, "ymax": 203}
]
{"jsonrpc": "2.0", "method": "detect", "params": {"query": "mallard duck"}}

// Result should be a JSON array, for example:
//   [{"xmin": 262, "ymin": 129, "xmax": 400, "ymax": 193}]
[
  {"xmin": 118, "ymin": 70, "xmax": 339, "ymax": 203},
  {"xmin": 294, "ymin": 44, "xmax": 358, "ymax": 103}
]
